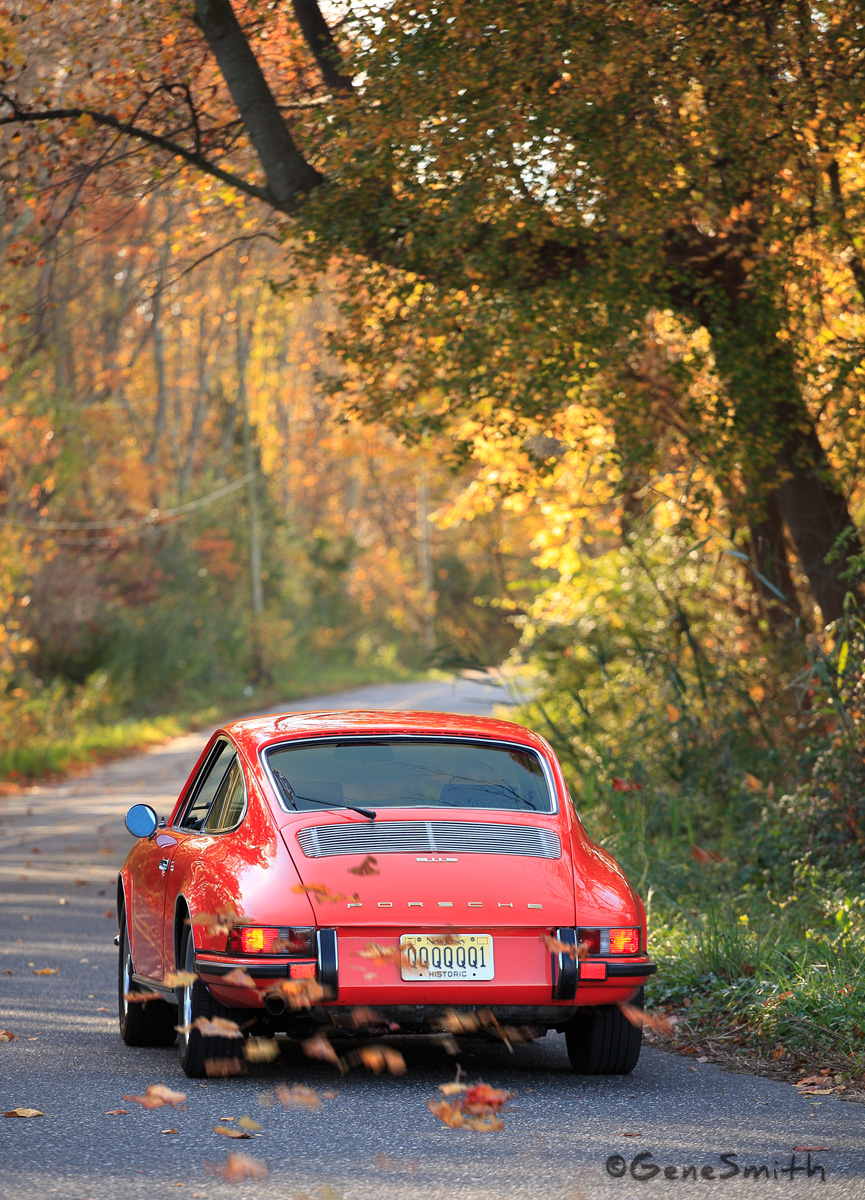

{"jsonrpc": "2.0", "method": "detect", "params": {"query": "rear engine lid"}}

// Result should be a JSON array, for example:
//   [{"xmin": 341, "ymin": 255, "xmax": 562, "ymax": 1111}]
[{"xmin": 278, "ymin": 812, "xmax": 577, "ymax": 928}]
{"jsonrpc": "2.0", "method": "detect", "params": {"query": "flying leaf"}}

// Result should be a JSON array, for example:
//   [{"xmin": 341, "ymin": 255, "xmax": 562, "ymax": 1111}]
[
  {"xmin": 175, "ymin": 1016, "xmax": 243, "ymax": 1039},
  {"xmin": 347, "ymin": 854, "xmax": 380, "ymax": 876},
  {"xmin": 743, "ymin": 773, "xmax": 763, "ymax": 793},
  {"xmin": 690, "ymin": 845, "xmax": 725, "ymax": 864},
  {"xmin": 221, "ymin": 968, "xmax": 258, "ymax": 988},
  {"xmin": 163, "ymin": 971, "xmax": 197, "ymax": 988},
  {"xmin": 269, "ymin": 977, "xmax": 326, "ymax": 1009},
  {"xmin": 291, "ymin": 883, "xmax": 359, "ymax": 905},
  {"xmin": 666, "ymin": 703, "xmax": 680, "ymax": 722},
  {"xmin": 192, "ymin": 906, "xmax": 240, "ymax": 934},
  {"xmin": 125, "ymin": 990, "xmax": 164, "ymax": 1004},
  {"xmin": 463, "ymin": 1084, "xmax": 511, "ymax": 1112},
  {"xmin": 243, "ymin": 1037, "xmax": 280, "ymax": 1063},
  {"xmin": 356, "ymin": 943, "xmax": 400, "ymax": 963},
  {"xmin": 237, "ymin": 1115, "xmax": 262, "ymax": 1132},
  {"xmin": 204, "ymin": 1057, "xmax": 246, "ymax": 1078},
  {"xmin": 617, "ymin": 1002, "xmax": 673, "ymax": 1033},
  {"xmin": 301, "ymin": 1033, "xmax": 342, "ymax": 1068},
  {"xmin": 356, "ymin": 1045, "xmax": 406, "ymax": 1076},
  {"xmin": 540, "ymin": 934, "xmax": 589, "ymax": 960},
  {"xmin": 350, "ymin": 1006, "xmax": 382, "ymax": 1027},
  {"xmin": 3, "ymin": 1108, "xmax": 43, "ymax": 1118},
  {"xmin": 214, "ymin": 1152, "xmax": 268, "ymax": 1181},
  {"xmin": 122, "ymin": 1085, "xmax": 187, "ymax": 1110}
]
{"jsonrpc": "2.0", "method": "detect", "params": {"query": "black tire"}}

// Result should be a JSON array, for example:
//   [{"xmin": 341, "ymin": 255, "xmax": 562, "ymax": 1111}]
[
  {"xmin": 118, "ymin": 911, "xmax": 177, "ymax": 1047},
  {"xmin": 176, "ymin": 927, "xmax": 240, "ymax": 1078},
  {"xmin": 564, "ymin": 987, "xmax": 643, "ymax": 1075}
]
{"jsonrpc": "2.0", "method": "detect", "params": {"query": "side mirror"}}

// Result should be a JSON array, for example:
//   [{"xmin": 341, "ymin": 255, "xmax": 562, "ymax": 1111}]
[{"xmin": 125, "ymin": 804, "xmax": 158, "ymax": 839}]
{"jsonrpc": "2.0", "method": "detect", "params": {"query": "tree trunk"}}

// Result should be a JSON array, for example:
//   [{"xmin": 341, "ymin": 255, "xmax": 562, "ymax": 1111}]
[{"xmin": 705, "ymin": 297, "xmax": 860, "ymax": 626}]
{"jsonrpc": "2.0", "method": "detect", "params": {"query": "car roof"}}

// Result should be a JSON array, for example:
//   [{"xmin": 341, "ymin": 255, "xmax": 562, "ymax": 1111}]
[{"xmin": 223, "ymin": 708, "xmax": 553, "ymax": 758}]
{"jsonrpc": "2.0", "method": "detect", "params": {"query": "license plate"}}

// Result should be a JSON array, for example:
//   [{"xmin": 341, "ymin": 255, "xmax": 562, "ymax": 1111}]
[{"xmin": 399, "ymin": 933, "xmax": 494, "ymax": 981}]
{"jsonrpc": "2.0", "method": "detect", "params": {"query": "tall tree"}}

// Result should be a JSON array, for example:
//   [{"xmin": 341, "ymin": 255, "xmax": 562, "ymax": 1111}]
[{"xmin": 2, "ymin": 0, "xmax": 864, "ymax": 621}]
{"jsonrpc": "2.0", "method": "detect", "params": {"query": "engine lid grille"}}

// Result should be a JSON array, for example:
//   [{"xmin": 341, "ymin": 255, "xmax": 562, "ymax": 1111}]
[{"xmin": 296, "ymin": 820, "xmax": 561, "ymax": 860}]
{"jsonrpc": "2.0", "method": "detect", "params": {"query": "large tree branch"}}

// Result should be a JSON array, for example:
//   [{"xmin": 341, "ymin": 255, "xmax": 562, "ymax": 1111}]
[
  {"xmin": 291, "ymin": 0, "xmax": 353, "ymax": 93},
  {"xmin": 193, "ymin": 0, "xmax": 322, "ymax": 211},
  {"xmin": 0, "ymin": 97, "xmax": 272, "ymax": 205}
]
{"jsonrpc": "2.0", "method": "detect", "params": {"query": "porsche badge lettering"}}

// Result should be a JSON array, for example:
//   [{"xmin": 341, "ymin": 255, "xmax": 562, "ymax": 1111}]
[{"xmin": 416, "ymin": 856, "xmax": 458, "ymax": 862}]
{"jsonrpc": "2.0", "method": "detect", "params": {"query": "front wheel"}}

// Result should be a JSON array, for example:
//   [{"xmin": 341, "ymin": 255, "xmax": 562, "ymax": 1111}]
[
  {"xmin": 564, "ymin": 988, "xmax": 643, "ymax": 1075},
  {"xmin": 176, "ymin": 929, "xmax": 239, "ymax": 1078},
  {"xmin": 117, "ymin": 911, "xmax": 177, "ymax": 1047}
]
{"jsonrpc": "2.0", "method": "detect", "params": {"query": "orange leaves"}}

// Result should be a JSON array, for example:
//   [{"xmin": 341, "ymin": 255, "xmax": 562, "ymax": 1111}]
[
  {"xmin": 124, "ymin": 990, "xmax": 163, "ymax": 1004},
  {"xmin": 3, "ymin": 1108, "xmax": 43, "ymax": 1118},
  {"xmin": 221, "ymin": 968, "xmax": 258, "ymax": 988},
  {"xmin": 213, "ymin": 1152, "xmax": 268, "ymax": 1182},
  {"xmin": 205, "ymin": 1057, "xmax": 246, "ymax": 1078},
  {"xmin": 192, "ymin": 906, "xmax": 240, "ymax": 935},
  {"xmin": 356, "ymin": 1045, "xmax": 406, "ymax": 1076},
  {"xmin": 356, "ymin": 942, "xmax": 400, "ymax": 964},
  {"xmin": 273, "ymin": 1084, "xmax": 322, "ymax": 1109},
  {"xmin": 268, "ymin": 977, "xmax": 327, "ymax": 1009},
  {"xmin": 292, "ymin": 882, "xmax": 359, "ymax": 905},
  {"xmin": 611, "ymin": 777, "xmax": 643, "ymax": 792},
  {"xmin": 0, "ymin": 1030, "xmax": 16, "ymax": 1042},
  {"xmin": 31, "ymin": 966, "xmax": 58, "ymax": 975},
  {"xmin": 347, "ymin": 854, "xmax": 380, "ymax": 876},
  {"xmin": 122, "ymin": 1085, "xmax": 187, "ymax": 1110},
  {"xmin": 743, "ymin": 772, "xmax": 763, "ymax": 793},
  {"xmin": 302, "ymin": 1033, "xmax": 342, "ymax": 1068},
  {"xmin": 214, "ymin": 1123, "xmax": 252, "ymax": 1139},
  {"xmin": 690, "ymin": 845, "xmax": 725, "ymax": 865},
  {"xmin": 539, "ymin": 934, "xmax": 588, "ymax": 960},
  {"xmin": 617, "ymin": 1001, "xmax": 673, "ymax": 1034},
  {"xmin": 428, "ymin": 1076, "xmax": 511, "ymax": 1133},
  {"xmin": 175, "ymin": 1016, "xmax": 243, "ymax": 1039},
  {"xmin": 163, "ymin": 970, "xmax": 197, "ymax": 988}
]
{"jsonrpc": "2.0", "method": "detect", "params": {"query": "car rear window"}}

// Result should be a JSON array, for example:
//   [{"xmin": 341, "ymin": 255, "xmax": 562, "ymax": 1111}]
[{"xmin": 265, "ymin": 738, "xmax": 553, "ymax": 813}]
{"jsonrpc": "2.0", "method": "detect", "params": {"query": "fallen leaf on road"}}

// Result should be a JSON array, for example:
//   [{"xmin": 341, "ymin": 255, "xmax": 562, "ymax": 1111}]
[
  {"xmin": 32, "ymin": 967, "xmax": 59, "ymax": 976},
  {"xmin": 163, "ymin": 971, "xmax": 197, "ymax": 988},
  {"xmin": 0, "ymin": 1030, "xmax": 16, "ymax": 1042},
  {"xmin": 793, "ymin": 1147, "xmax": 831, "ymax": 1152},
  {"xmin": 122, "ymin": 1085, "xmax": 187, "ymax": 1110},
  {"xmin": 322, "ymin": 1091, "xmax": 339, "ymax": 1101},
  {"xmin": 57, "ymin": 898, "xmax": 67, "ymax": 906},
  {"xmin": 244, "ymin": 1037, "xmax": 280, "ymax": 1063},
  {"xmin": 159, "ymin": 1128, "xmax": 178, "ymax": 1134},
  {"xmin": 1, "ymin": 970, "xmax": 11, "ymax": 976},
  {"xmin": 214, "ymin": 1124, "xmax": 252, "ymax": 1139},
  {"xmin": 105, "ymin": 1109, "xmax": 128, "ymax": 1115},
  {"xmin": 427, "ymin": 1079, "xmax": 511, "ymax": 1132},
  {"xmin": 622, "ymin": 1131, "xmax": 642, "ymax": 1137},
  {"xmin": 3, "ymin": 1108, "xmax": 43, "ymax": 1118},
  {"xmin": 274, "ymin": 1084, "xmax": 322, "ymax": 1109},
  {"xmin": 214, "ymin": 1152, "xmax": 267, "ymax": 1181}
]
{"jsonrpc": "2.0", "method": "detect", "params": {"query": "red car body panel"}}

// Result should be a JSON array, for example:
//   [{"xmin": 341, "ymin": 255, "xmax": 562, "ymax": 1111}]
[{"xmin": 119, "ymin": 710, "xmax": 655, "ymax": 1025}]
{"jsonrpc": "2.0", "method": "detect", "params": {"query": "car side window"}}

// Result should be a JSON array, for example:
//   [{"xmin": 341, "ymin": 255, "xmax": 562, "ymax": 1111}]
[
  {"xmin": 201, "ymin": 756, "xmax": 246, "ymax": 833},
  {"xmin": 177, "ymin": 741, "xmax": 234, "ymax": 831}
]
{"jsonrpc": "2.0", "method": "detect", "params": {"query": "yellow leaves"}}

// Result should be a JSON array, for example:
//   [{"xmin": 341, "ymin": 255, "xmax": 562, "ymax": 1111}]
[
  {"xmin": 356, "ymin": 1045, "xmax": 406, "ymax": 1076},
  {"xmin": 292, "ymin": 883, "xmax": 359, "ymax": 905},
  {"xmin": 268, "ymin": 977, "xmax": 327, "ymax": 1009},
  {"xmin": 31, "ymin": 967, "xmax": 58, "ymax": 975},
  {"xmin": 215, "ymin": 1123, "xmax": 252, "ymax": 1139},
  {"xmin": 243, "ymin": 1037, "xmax": 280, "ymax": 1063},
  {"xmin": 163, "ymin": 970, "xmax": 197, "ymax": 988},
  {"xmin": 221, "ymin": 968, "xmax": 257, "ymax": 988},
  {"xmin": 204, "ymin": 1057, "xmax": 246, "ymax": 1077},
  {"xmin": 3, "ymin": 1108, "xmax": 43, "ymax": 1118},
  {"xmin": 122, "ymin": 1085, "xmax": 187, "ymax": 1110},
  {"xmin": 427, "ymin": 1079, "xmax": 512, "ymax": 1132}
]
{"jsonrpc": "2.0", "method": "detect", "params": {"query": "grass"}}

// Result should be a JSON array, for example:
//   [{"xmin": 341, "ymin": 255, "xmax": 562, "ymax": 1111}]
[{"xmin": 0, "ymin": 659, "xmax": 415, "ymax": 785}]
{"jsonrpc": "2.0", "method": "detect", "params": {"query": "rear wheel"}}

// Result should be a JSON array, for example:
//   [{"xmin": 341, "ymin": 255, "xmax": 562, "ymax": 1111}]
[
  {"xmin": 117, "ymin": 911, "xmax": 177, "ymax": 1047},
  {"xmin": 176, "ymin": 928, "xmax": 240, "ymax": 1078},
  {"xmin": 564, "ymin": 987, "xmax": 643, "ymax": 1075}
]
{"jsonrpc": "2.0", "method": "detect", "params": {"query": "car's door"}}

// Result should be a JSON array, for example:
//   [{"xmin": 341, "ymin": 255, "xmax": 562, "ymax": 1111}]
[{"xmin": 161, "ymin": 744, "xmax": 247, "ymax": 972}]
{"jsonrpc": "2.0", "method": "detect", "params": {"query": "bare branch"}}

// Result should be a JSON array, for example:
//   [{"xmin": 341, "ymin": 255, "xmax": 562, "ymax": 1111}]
[
  {"xmin": 193, "ymin": 0, "xmax": 322, "ymax": 210},
  {"xmin": 291, "ymin": 0, "xmax": 353, "ymax": 93},
  {"xmin": 0, "ymin": 95, "xmax": 273, "ymax": 206}
]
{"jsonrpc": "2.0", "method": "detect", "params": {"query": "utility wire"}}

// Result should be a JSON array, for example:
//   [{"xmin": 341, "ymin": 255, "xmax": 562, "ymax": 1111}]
[{"xmin": 0, "ymin": 472, "xmax": 255, "ymax": 536}]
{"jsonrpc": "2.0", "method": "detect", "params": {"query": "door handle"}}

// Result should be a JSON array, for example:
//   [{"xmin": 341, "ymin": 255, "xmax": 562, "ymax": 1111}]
[{"xmin": 158, "ymin": 859, "xmax": 170, "ymax": 873}]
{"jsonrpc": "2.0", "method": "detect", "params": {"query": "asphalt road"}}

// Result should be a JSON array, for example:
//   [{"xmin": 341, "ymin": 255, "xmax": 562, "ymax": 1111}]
[{"xmin": 1, "ymin": 677, "xmax": 862, "ymax": 1200}]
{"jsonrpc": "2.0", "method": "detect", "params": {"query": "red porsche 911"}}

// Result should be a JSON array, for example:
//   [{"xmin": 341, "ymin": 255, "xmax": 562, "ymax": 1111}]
[{"xmin": 118, "ymin": 710, "xmax": 656, "ymax": 1077}]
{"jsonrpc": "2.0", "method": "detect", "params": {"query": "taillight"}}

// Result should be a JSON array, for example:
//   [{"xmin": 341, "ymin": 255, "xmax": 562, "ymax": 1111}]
[
  {"xmin": 609, "ymin": 928, "xmax": 640, "ymax": 955},
  {"xmin": 225, "ymin": 926, "xmax": 315, "ymax": 955},
  {"xmin": 577, "ymin": 928, "xmax": 601, "ymax": 955},
  {"xmin": 577, "ymin": 927, "xmax": 640, "ymax": 955}
]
